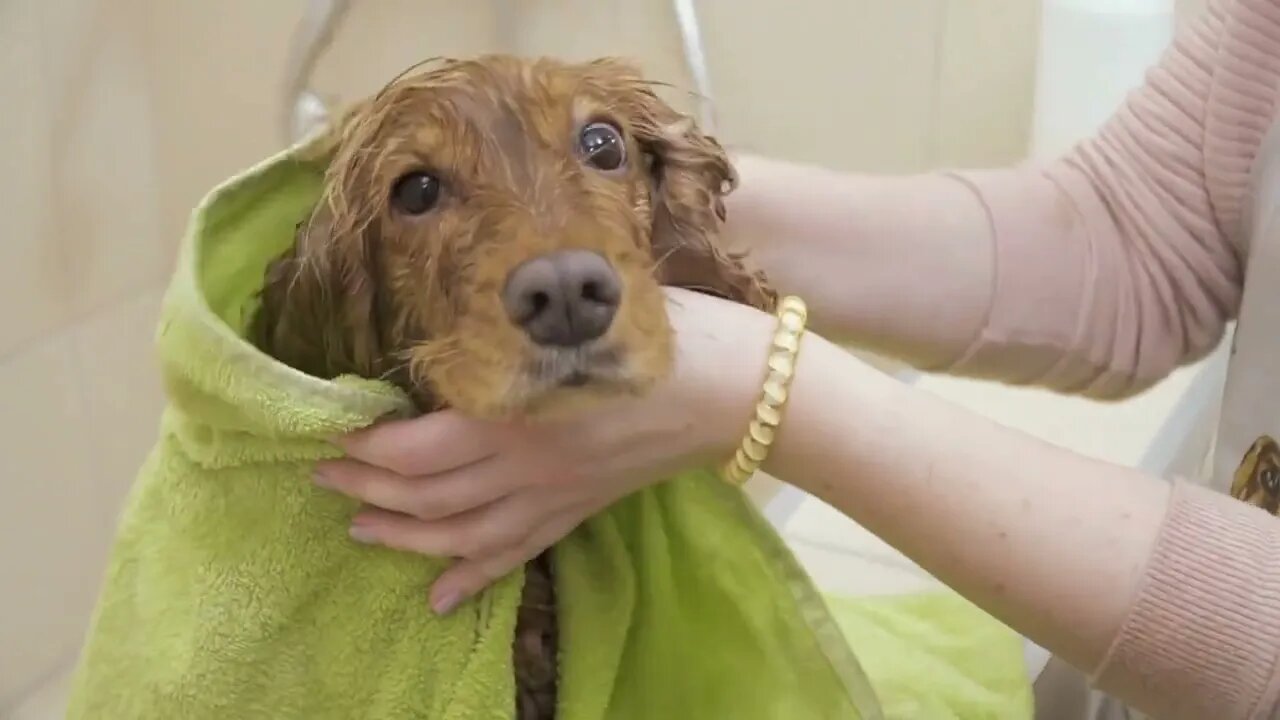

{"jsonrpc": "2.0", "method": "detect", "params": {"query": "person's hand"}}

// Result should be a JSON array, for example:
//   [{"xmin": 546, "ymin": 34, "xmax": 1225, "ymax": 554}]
[{"xmin": 314, "ymin": 287, "xmax": 774, "ymax": 614}]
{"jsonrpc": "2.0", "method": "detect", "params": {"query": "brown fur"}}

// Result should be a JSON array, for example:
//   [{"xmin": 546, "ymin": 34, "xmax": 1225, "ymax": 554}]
[{"xmin": 251, "ymin": 55, "xmax": 775, "ymax": 720}]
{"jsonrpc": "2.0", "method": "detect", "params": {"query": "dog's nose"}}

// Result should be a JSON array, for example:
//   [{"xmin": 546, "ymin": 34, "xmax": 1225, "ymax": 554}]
[{"xmin": 502, "ymin": 250, "xmax": 621, "ymax": 347}]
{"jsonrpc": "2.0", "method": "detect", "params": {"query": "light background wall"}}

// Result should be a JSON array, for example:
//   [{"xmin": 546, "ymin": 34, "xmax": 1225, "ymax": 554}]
[{"xmin": 0, "ymin": 0, "xmax": 1201, "ymax": 711}]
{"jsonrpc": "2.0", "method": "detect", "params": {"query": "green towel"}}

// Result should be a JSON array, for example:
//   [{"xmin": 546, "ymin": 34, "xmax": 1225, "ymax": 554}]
[
  {"xmin": 64, "ymin": 140, "xmax": 884, "ymax": 719},
  {"xmin": 827, "ymin": 592, "xmax": 1034, "ymax": 720}
]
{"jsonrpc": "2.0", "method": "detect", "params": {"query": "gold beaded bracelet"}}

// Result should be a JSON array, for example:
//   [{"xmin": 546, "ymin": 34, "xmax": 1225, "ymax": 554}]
[{"xmin": 720, "ymin": 295, "xmax": 808, "ymax": 485}]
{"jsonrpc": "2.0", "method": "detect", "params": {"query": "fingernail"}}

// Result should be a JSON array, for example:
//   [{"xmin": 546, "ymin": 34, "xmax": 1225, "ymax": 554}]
[
  {"xmin": 348, "ymin": 525, "xmax": 376, "ymax": 544},
  {"xmin": 308, "ymin": 456, "xmax": 332, "ymax": 479},
  {"xmin": 432, "ymin": 590, "xmax": 463, "ymax": 615}
]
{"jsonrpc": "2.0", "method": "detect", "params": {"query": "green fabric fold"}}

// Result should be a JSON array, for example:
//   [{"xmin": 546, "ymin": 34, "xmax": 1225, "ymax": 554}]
[{"xmin": 827, "ymin": 592, "xmax": 1034, "ymax": 719}]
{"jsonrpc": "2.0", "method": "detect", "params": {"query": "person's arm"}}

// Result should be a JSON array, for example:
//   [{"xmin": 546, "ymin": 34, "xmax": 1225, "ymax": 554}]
[
  {"xmin": 727, "ymin": 0, "xmax": 1276, "ymax": 398},
  {"xmin": 323, "ymin": 287, "xmax": 1280, "ymax": 717},
  {"xmin": 724, "ymin": 158, "xmax": 996, "ymax": 370},
  {"xmin": 761, "ymin": 321, "xmax": 1280, "ymax": 720}
]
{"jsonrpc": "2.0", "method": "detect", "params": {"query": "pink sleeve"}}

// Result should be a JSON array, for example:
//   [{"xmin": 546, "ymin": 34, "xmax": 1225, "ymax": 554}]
[
  {"xmin": 1095, "ymin": 482, "xmax": 1280, "ymax": 719},
  {"xmin": 943, "ymin": 0, "xmax": 1280, "ymax": 398},
  {"xmin": 938, "ymin": 1, "xmax": 1280, "ymax": 715}
]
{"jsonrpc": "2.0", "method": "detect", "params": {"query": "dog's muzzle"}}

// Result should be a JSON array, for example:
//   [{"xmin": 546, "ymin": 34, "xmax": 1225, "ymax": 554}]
[{"xmin": 502, "ymin": 250, "xmax": 621, "ymax": 348}]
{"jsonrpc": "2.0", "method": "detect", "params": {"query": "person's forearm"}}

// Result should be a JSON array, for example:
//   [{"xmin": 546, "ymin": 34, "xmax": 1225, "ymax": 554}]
[
  {"xmin": 763, "ymin": 329, "xmax": 1169, "ymax": 671},
  {"xmin": 727, "ymin": 0, "xmax": 1254, "ymax": 397},
  {"xmin": 724, "ymin": 155, "xmax": 995, "ymax": 369}
]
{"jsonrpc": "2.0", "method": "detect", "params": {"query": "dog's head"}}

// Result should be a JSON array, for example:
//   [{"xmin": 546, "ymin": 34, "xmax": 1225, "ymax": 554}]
[
  {"xmin": 255, "ymin": 55, "xmax": 773, "ymax": 418},
  {"xmin": 1231, "ymin": 435, "xmax": 1280, "ymax": 516}
]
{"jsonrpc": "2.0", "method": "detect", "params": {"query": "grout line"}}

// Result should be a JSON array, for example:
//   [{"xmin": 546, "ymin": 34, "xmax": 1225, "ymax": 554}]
[
  {"xmin": 491, "ymin": 0, "xmax": 520, "ymax": 53},
  {"xmin": 0, "ymin": 283, "xmax": 165, "ymax": 368},
  {"xmin": 924, "ymin": 0, "xmax": 951, "ymax": 167},
  {"xmin": 0, "ymin": 651, "xmax": 76, "ymax": 719}
]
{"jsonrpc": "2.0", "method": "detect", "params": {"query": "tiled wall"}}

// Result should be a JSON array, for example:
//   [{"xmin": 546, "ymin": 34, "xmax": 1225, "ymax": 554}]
[
  {"xmin": 450, "ymin": 0, "xmax": 1041, "ymax": 171},
  {"xmin": 8, "ymin": 0, "xmax": 1197, "ymax": 711},
  {"xmin": 0, "ymin": 0, "xmax": 170, "ymax": 704},
  {"xmin": 0, "ymin": 0, "xmax": 500, "ymax": 707}
]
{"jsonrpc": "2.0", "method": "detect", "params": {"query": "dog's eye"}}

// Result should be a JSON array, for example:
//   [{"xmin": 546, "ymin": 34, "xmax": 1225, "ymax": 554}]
[
  {"xmin": 1262, "ymin": 468, "xmax": 1279, "ymax": 494},
  {"xmin": 580, "ymin": 122, "xmax": 626, "ymax": 171},
  {"xmin": 390, "ymin": 172, "xmax": 441, "ymax": 215}
]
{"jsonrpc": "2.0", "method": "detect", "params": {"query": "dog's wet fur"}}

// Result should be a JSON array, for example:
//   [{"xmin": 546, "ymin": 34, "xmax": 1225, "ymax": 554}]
[{"xmin": 252, "ymin": 55, "xmax": 775, "ymax": 719}]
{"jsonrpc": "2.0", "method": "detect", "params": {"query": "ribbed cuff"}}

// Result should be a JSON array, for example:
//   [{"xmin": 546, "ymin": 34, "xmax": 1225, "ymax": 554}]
[
  {"xmin": 1094, "ymin": 480, "xmax": 1280, "ymax": 719},
  {"xmin": 938, "ymin": 168, "xmax": 1114, "ymax": 391}
]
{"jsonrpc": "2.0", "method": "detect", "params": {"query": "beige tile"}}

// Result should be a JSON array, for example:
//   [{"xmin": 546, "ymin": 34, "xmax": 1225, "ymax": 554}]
[
  {"xmin": 0, "ymin": 1, "xmax": 77, "ymax": 357},
  {"xmin": 71, "ymin": 289, "xmax": 166, "ymax": 542},
  {"xmin": 934, "ymin": 0, "xmax": 1039, "ymax": 167},
  {"xmin": 600, "ymin": 0, "xmax": 698, "ymax": 91},
  {"xmin": 139, "ymin": 0, "xmax": 309, "ymax": 245},
  {"xmin": 37, "ymin": 0, "xmax": 121, "ymax": 104},
  {"xmin": 0, "ymin": 0, "xmax": 168, "ymax": 358},
  {"xmin": 5, "ymin": 665, "xmax": 71, "ymax": 720},
  {"xmin": 139, "ymin": 1, "xmax": 499, "ymax": 249},
  {"xmin": 40, "ymin": 0, "xmax": 167, "ymax": 322},
  {"xmin": 698, "ymin": 0, "xmax": 943, "ymax": 173},
  {"xmin": 0, "ymin": 332, "xmax": 96, "ymax": 705},
  {"xmin": 500, "ymin": 0, "xmax": 695, "ymax": 112},
  {"xmin": 0, "ymin": 288, "xmax": 166, "ymax": 708},
  {"xmin": 502, "ymin": 0, "xmax": 625, "ymax": 61},
  {"xmin": 320, "ymin": 0, "xmax": 498, "ymax": 98}
]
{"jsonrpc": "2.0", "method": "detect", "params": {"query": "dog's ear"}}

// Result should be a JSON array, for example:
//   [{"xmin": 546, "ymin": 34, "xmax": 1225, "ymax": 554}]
[
  {"xmin": 626, "ymin": 86, "xmax": 776, "ymax": 312},
  {"xmin": 252, "ymin": 95, "xmax": 395, "ymax": 381},
  {"xmin": 252, "ymin": 200, "xmax": 386, "ymax": 381}
]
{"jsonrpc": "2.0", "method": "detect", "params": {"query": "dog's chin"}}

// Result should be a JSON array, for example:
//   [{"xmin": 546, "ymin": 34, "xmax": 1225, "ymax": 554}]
[
  {"xmin": 511, "ymin": 381, "xmax": 642, "ymax": 422},
  {"xmin": 498, "ymin": 345, "xmax": 663, "ymax": 421},
  {"xmin": 430, "ymin": 341, "xmax": 670, "ymax": 421}
]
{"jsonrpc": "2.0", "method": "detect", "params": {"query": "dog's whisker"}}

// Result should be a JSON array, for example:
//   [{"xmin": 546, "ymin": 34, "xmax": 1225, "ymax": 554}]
[
  {"xmin": 377, "ymin": 361, "xmax": 411, "ymax": 383},
  {"xmin": 650, "ymin": 245, "xmax": 680, "ymax": 272}
]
